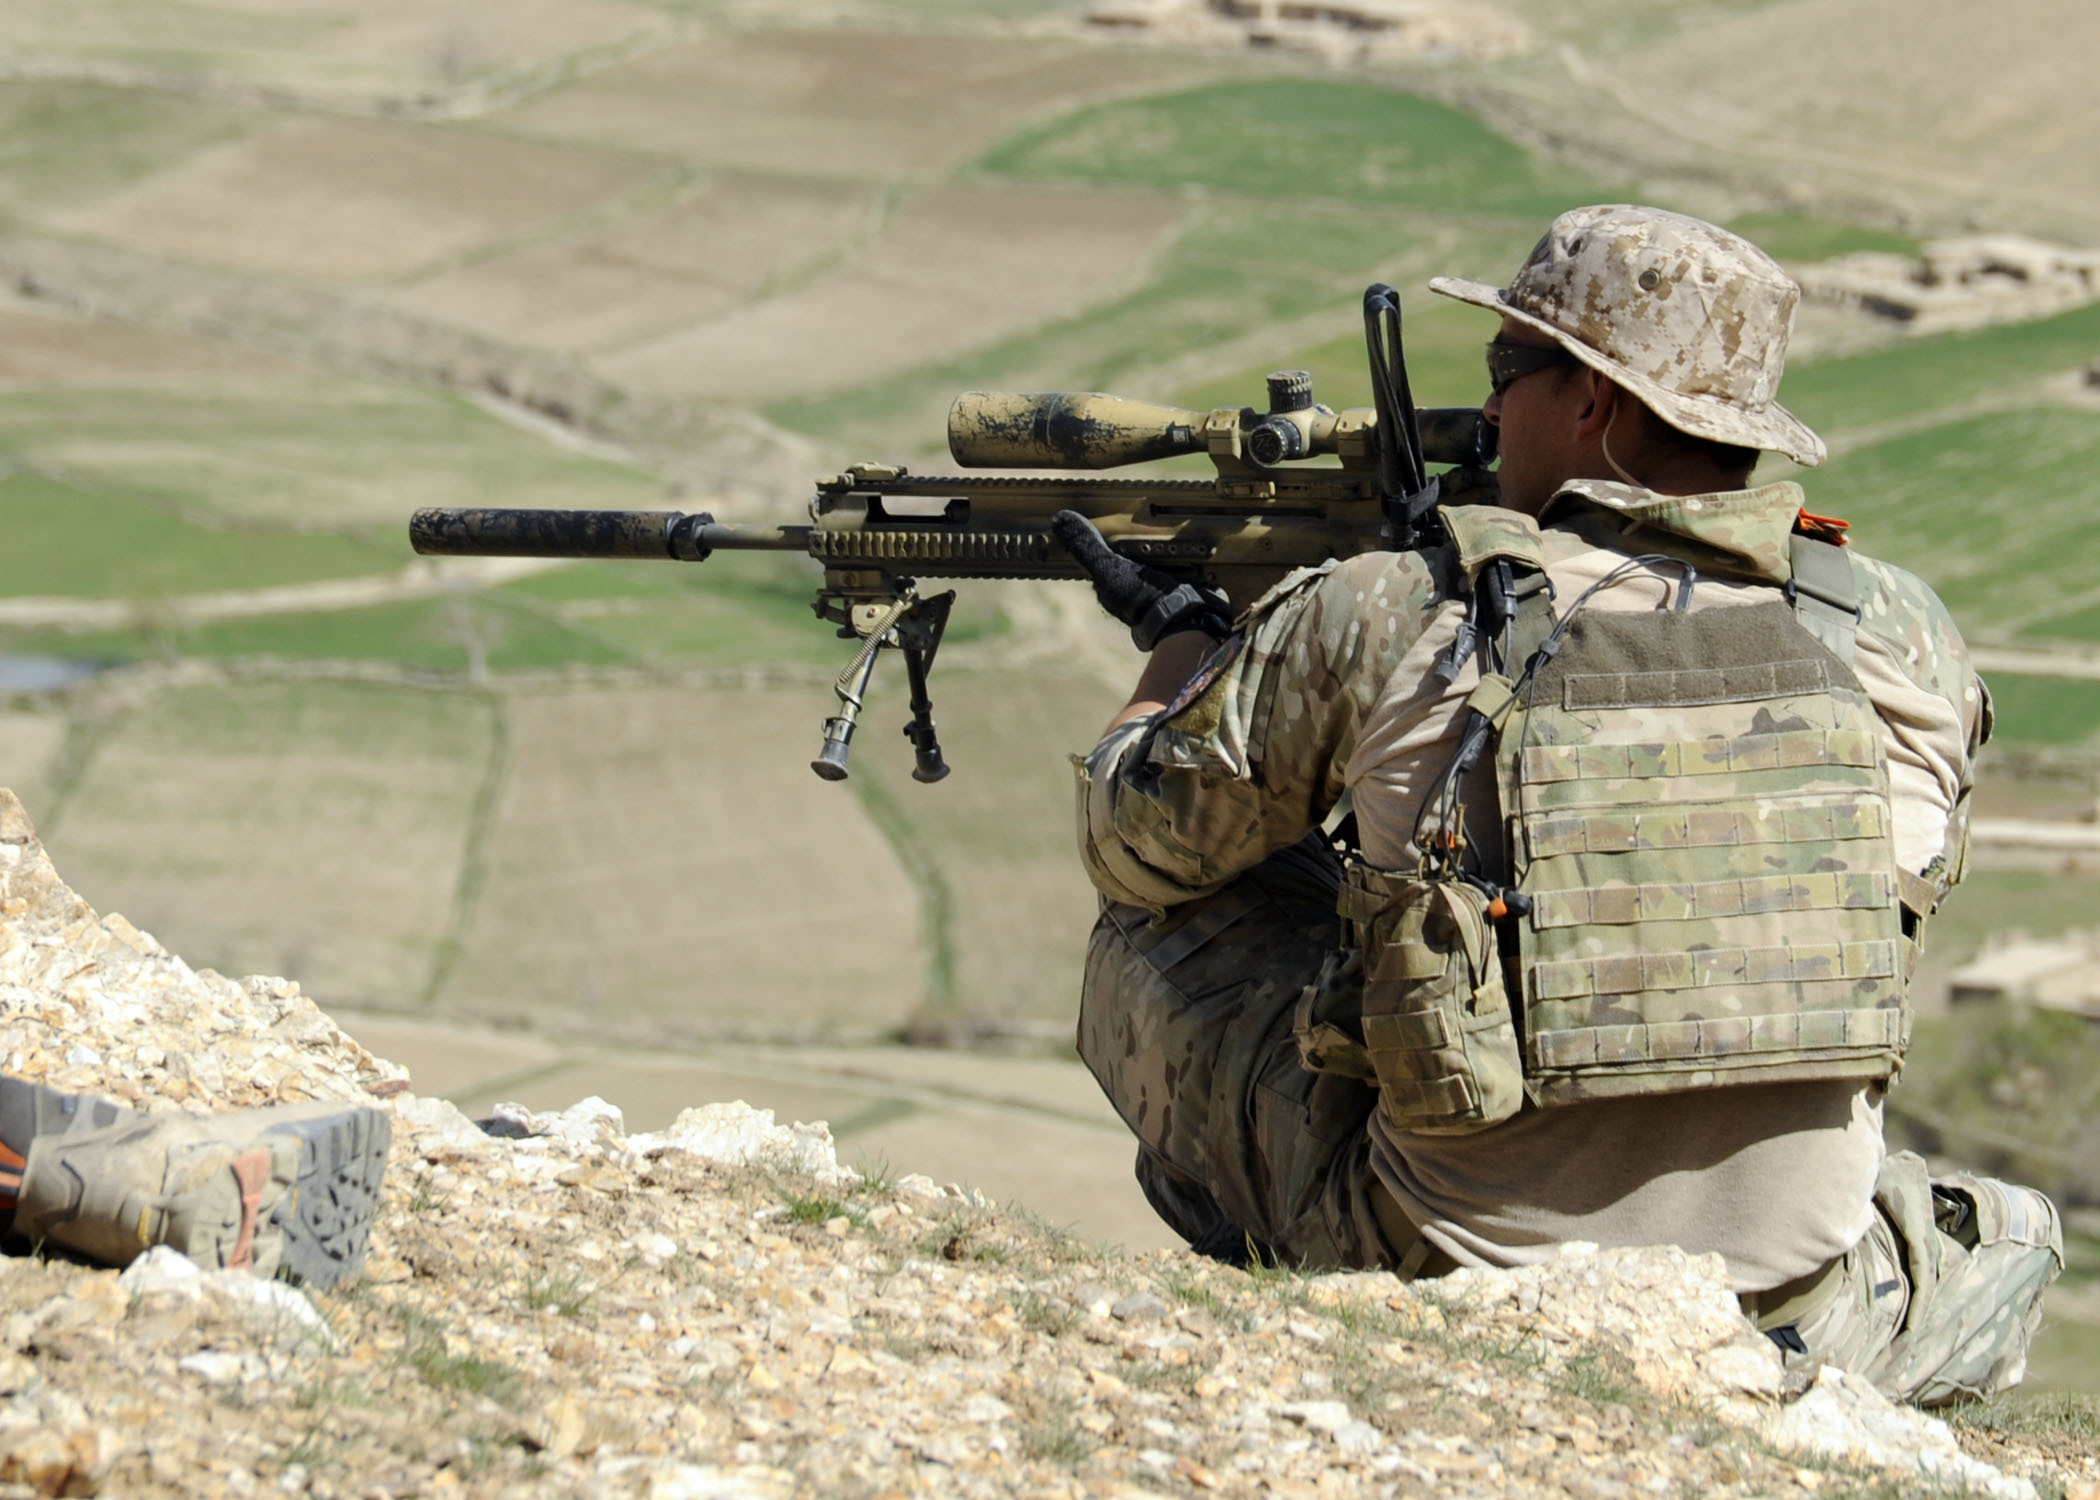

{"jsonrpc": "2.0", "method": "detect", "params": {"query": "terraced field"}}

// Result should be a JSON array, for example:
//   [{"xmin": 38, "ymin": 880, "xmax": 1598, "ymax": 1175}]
[
  {"xmin": 41, "ymin": 679, "xmax": 493, "ymax": 1010},
  {"xmin": 438, "ymin": 681, "xmax": 924, "ymax": 1043}
]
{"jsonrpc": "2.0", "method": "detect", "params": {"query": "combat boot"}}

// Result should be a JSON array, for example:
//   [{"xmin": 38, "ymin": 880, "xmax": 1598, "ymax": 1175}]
[{"xmin": 4, "ymin": 1085, "xmax": 389, "ymax": 1289}]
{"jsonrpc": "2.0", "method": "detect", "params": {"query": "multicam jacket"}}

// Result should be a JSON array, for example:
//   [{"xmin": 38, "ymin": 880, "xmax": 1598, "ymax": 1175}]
[{"xmin": 1077, "ymin": 479, "xmax": 1990, "ymax": 1289}]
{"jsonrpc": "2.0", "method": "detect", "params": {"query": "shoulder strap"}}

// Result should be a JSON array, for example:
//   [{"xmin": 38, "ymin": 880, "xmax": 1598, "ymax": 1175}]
[
  {"xmin": 1441, "ymin": 506, "xmax": 1547, "ymax": 580},
  {"xmin": 1435, "ymin": 506, "xmax": 1557, "ymax": 680},
  {"xmin": 1787, "ymin": 533, "xmax": 1861, "ymax": 667},
  {"xmin": 1504, "ymin": 568, "xmax": 1557, "ymax": 679}
]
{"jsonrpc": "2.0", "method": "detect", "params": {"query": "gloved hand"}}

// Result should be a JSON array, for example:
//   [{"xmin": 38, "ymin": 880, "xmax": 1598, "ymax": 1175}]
[{"xmin": 1049, "ymin": 510, "xmax": 1234, "ymax": 651}]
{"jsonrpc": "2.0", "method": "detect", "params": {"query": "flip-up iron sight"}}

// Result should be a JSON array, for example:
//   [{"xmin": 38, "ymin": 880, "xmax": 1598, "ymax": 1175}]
[{"xmin": 406, "ymin": 285, "xmax": 1490, "ymax": 784}]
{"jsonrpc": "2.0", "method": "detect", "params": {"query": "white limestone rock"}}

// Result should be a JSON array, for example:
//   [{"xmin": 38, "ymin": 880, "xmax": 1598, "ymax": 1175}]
[{"xmin": 1766, "ymin": 1366, "xmax": 2036, "ymax": 1500}]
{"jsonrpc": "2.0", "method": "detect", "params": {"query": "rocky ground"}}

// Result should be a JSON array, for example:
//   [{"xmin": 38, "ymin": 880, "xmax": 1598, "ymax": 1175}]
[{"xmin": 0, "ymin": 785, "xmax": 2094, "ymax": 1500}]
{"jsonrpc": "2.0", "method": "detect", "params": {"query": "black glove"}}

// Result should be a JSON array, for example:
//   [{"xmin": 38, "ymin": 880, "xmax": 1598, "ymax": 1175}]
[{"xmin": 1049, "ymin": 510, "xmax": 1233, "ymax": 651}]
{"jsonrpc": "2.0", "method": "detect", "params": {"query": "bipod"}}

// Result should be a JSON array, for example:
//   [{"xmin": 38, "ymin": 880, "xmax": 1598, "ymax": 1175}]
[{"xmin": 810, "ymin": 581, "xmax": 956, "ymax": 783}]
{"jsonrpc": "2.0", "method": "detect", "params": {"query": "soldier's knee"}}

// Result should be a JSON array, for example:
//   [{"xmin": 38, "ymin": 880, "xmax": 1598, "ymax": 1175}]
[{"xmin": 1777, "ymin": 1169, "xmax": 2065, "ymax": 1406}]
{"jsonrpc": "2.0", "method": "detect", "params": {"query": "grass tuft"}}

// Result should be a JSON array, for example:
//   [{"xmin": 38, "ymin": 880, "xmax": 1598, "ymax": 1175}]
[
  {"xmin": 397, "ymin": 1311, "xmax": 524, "ymax": 1406},
  {"xmin": 1944, "ymin": 1389, "xmax": 2100, "ymax": 1444},
  {"xmin": 520, "ymin": 1270, "xmax": 595, "ymax": 1319},
  {"xmin": 1018, "ymin": 1395, "xmax": 1093, "ymax": 1466},
  {"xmin": 780, "ymin": 1187, "xmax": 868, "ymax": 1230}
]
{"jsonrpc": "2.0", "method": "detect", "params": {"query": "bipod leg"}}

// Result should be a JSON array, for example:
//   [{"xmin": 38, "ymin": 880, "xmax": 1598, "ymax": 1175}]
[
  {"xmin": 898, "ymin": 591, "xmax": 955, "ymax": 783},
  {"xmin": 812, "ymin": 592, "xmax": 913, "ymax": 782}
]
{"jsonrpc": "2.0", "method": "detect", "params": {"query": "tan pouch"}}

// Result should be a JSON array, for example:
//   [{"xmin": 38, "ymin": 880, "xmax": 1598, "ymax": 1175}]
[
  {"xmin": 1342, "ymin": 864, "xmax": 1524, "ymax": 1135},
  {"xmin": 1292, "ymin": 946, "xmax": 1376, "ymax": 1082}
]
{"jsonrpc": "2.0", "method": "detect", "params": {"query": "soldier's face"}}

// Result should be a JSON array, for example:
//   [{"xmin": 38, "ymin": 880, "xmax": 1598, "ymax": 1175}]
[{"xmin": 1482, "ymin": 315, "xmax": 1585, "ymax": 515}]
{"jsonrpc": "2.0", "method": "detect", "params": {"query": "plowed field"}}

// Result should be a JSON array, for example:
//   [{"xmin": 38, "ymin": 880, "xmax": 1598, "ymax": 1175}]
[
  {"xmin": 439, "ymin": 684, "xmax": 925, "ymax": 1042},
  {"xmin": 0, "ymin": 303, "xmax": 294, "ymax": 388},
  {"xmin": 3, "ymin": 0, "xmax": 671, "ymax": 101},
  {"xmin": 56, "ymin": 117, "xmax": 663, "ymax": 280},
  {"xmin": 601, "ymin": 183, "xmax": 1184, "ymax": 401},
  {"xmin": 394, "ymin": 175, "xmax": 885, "ymax": 353},
  {"xmin": 497, "ymin": 30, "xmax": 1217, "ymax": 181},
  {"xmin": 43, "ymin": 679, "xmax": 492, "ymax": 1010}
]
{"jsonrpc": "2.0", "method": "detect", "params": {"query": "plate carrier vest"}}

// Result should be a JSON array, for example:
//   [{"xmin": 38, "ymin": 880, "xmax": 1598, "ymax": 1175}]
[{"xmin": 1299, "ymin": 508, "xmax": 1925, "ymax": 1136}]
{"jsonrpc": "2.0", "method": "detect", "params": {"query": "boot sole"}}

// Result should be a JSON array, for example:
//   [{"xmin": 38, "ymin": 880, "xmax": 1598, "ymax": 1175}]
[{"xmin": 259, "ymin": 1106, "xmax": 392, "ymax": 1290}]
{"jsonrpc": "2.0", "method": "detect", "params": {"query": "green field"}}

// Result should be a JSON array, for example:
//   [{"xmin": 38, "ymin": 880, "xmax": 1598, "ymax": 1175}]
[
  {"xmin": 848, "ymin": 661, "xmax": 1119, "ymax": 1036},
  {"xmin": 0, "ymin": 81, "xmax": 254, "ymax": 211},
  {"xmin": 763, "ymin": 197, "xmax": 1499, "ymax": 452},
  {"xmin": 1899, "ymin": 1005, "xmax": 2100, "ymax": 1207},
  {"xmin": 980, "ymin": 79, "xmax": 1607, "ymax": 221},
  {"xmin": 1173, "ymin": 206, "xmax": 1933, "ymax": 417},
  {"xmin": 0, "ymin": 468, "xmax": 393, "ymax": 598},
  {"xmin": 0, "ymin": 379, "xmax": 664, "ymax": 531},
  {"xmin": 1802, "ymin": 405, "xmax": 2100, "ymax": 641},
  {"xmin": 1779, "ymin": 300, "xmax": 2100, "ymax": 434},
  {"xmin": 768, "ymin": 78, "xmax": 1604, "ymax": 451},
  {"xmin": 4, "ymin": 54, "xmax": 2090, "ymax": 739},
  {"xmin": 1928, "ymin": 870, "xmax": 2100, "ymax": 963},
  {"xmin": 1976, "ymin": 675, "xmax": 2100, "ymax": 746}
]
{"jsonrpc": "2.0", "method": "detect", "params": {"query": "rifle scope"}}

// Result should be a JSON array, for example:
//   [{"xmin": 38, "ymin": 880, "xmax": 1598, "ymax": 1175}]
[{"xmin": 948, "ymin": 389, "xmax": 1496, "ymax": 472}]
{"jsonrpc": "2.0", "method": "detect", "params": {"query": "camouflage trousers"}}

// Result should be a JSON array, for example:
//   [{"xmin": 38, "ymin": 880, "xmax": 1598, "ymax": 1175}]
[
  {"xmin": 1079, "ymin": 838, "xmax": 2063, "ymax": 1405},
  {"xmin": 1744, "ymin": 1151, "xmax": 2063, "ymax": 1407},
  {"xmin": 1077, "ymin": 834, "xmax": 1436, "ymax": 1272}
]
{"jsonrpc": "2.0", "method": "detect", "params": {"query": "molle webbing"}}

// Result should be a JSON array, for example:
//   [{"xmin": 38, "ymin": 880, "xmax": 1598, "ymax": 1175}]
[
  {"xmin": 1526, "ymin": 797, "xmax": 1887, "ymax": 858},
  {"xmin": 1508, "ymin": 599, "xmax": 1906, "ymax": 1105},
  {"xmin": 1530, "ymin": 1004, "xmax": 1904, "ymax": 1069},
  {"xmin": 1532, "ymin": 939, "xmax": 1901, "ymax": 1000},
  {"xmin": 1520, "ymin": 729, "xmax": 1880, "ymax": 791},
  {"xmin": 1529, "ymin": 870, "xmax": 1893, "ymax": 929}
]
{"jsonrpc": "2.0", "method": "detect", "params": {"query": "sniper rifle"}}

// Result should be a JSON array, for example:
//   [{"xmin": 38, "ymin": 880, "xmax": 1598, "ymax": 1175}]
[{"xmin": 409, "ymin": 286, "xmax": 1495, "ymax": 784}]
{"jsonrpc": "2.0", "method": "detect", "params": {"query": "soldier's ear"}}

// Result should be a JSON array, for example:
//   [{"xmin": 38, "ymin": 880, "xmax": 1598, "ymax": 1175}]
[{"xmin": 1570, "ymin": 373, "xmax": 1618, "ymax": 439}]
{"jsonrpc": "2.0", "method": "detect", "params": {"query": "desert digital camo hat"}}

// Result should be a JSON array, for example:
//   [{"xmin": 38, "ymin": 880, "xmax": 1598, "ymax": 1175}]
[{"xmin": 1429, "ymin": 205, "xmax": 1827, "ymax": 467}]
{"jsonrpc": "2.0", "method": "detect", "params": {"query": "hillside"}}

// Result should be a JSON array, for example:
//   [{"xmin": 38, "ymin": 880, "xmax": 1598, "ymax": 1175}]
[{"xmin": 0, "ymin": 787, "xmax": 2092, "ymax": 1498}]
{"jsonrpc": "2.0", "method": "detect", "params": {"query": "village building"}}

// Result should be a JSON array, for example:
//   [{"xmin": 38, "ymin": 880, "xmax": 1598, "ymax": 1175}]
[
  {"xmin": 1947, "ymin": 930, "xmax": 2100, "ymax": 1020},
  {"xmin": 1797, "ymin": 234, "xmax": 2100, "ymax": 333},
  {"xmin": 1083, "ymin": 0, "xmax": 1526, "ymax": 64}
]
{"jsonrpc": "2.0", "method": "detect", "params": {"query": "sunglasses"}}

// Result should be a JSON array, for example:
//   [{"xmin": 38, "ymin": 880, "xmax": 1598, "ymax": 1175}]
[{"xmin": 1485, "ymin": 339, "xmax": 1582, "ymax": 396}]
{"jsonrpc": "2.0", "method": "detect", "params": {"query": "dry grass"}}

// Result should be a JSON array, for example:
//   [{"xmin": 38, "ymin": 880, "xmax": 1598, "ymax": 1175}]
[
  {"xmin": 600, "ymin": 182, "xmax": 1185, "ymax": 401},
  {"xmin": 393, "ymin": 174, "xmax": 885, "ymax": 354},
  {"xmin": 848, "ymin": 659, "xmax": 1117, "ymax": 1035},
  {"xmin": 495, "ymin": 29, "xmax": 1221, "ymax": 181},
  {"xmin": 438, "ymin": 683, "xmax": 925, "ymax": 1043},
  {"xmin": 43, "ymin": 679, "xmax": 491, "ymax": 1010},
  {"xmin": 0, "ymin": 711, "xmax": 69, "ymax": 819},
  {"xmin": 2, "ymin": 0, "xmax": 671, "ymax": 99},
  {"xmin": 0, "ymin": 303, "xmax": 295, "ymax": 389},
  {"xmin": 55, "ymin": 116, "xmax": 663, "ymax": 281},
  {"xmin": 1514, "ymin": 0, "xmax": 2100, "ymax": 240}
]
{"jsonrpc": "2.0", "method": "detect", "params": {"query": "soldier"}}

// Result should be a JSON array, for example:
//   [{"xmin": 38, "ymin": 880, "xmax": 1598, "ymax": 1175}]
[
  {"xmin": 1054, "ymin": 205, "xmax": 2061, "ymax": 1406},
  {"xmin": 0, "ymin": 1077, "xmax": 388, "ymax": 1288}
]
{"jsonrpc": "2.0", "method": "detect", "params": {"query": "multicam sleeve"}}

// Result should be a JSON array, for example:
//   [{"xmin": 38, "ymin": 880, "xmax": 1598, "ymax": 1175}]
[
  {"xmin": 1076, "ymin": 552, "xmax": 1443, "ymax": 908},
  {"xmin": 1851, "ymin": 552, "xmax": 1987, "ymax": 901}
]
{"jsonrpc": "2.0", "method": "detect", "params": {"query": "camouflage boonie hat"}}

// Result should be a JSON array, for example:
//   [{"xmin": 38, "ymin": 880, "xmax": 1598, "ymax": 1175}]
[{"xmin": 1429, "ymin": 205, "xmax": 1827, "ymax": 467}]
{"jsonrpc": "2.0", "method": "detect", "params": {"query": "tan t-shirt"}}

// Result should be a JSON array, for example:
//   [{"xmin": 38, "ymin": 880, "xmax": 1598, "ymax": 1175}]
[{"xmin": 1081, "ymin": 480, "xmax": 1986, "ymax": 1293}]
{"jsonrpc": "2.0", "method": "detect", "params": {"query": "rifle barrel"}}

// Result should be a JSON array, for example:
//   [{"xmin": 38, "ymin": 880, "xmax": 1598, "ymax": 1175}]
[{"xmin": 409, "ymin": 508, "xmax": 805, "ymax": 561}]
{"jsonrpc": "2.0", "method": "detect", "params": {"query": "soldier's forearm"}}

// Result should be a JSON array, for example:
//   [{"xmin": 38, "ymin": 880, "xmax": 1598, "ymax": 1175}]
[{"xmin": 1107, "ymin": 633, "xmax": 1215, "ymax": 734}]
